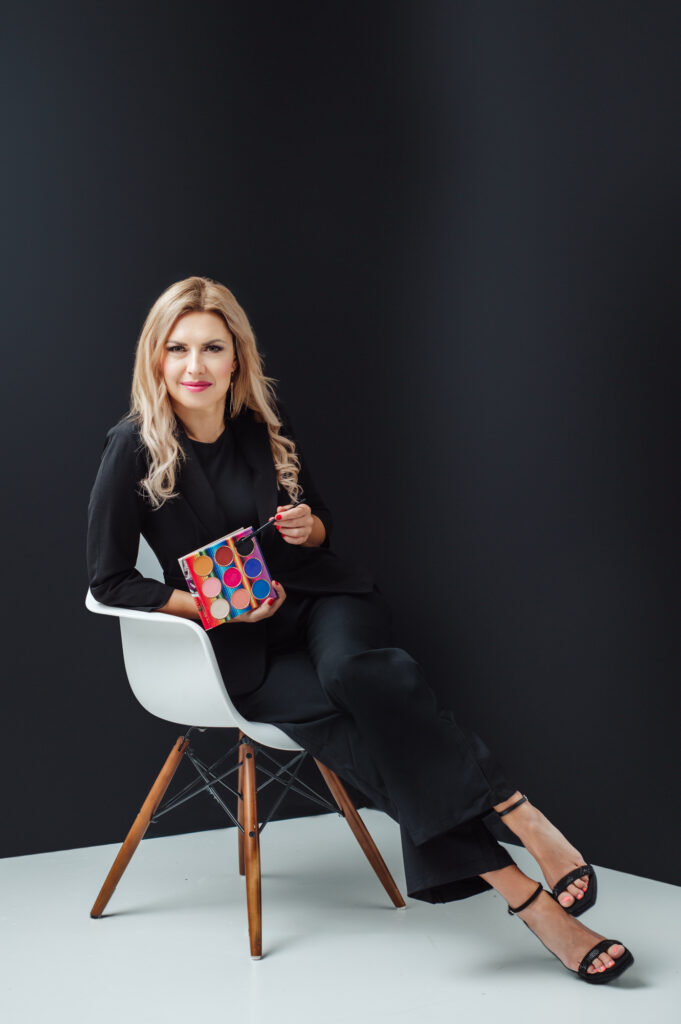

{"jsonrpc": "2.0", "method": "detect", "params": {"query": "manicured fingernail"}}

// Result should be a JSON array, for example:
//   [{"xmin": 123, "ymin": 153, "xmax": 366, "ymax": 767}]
[
  {"xmin": 267, "ymin": 598, "xmax": 275, "ymax": 605},
  {"xmin": 275, "ymin": 514, "xmax": 282, "ymax": 520},
  {"xmin": 272, "ymin": 580, "xmax": 279, "ymax": 585},
  {"xmin": 275, "ymin": 525, "xmax": 280, "ymax": 530}
]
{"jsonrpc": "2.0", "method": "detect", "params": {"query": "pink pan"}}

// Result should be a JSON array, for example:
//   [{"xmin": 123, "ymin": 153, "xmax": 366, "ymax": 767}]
[
  {"xmin": 230, "ymin": 588, "xmax": 251, "ymax": 610},
  {"xmin": 202, "ymin": 577, "xmax": 222, "ymax": 598},
  {"xmin": 223, "ymin": 567, "xmax": 242, "ymax": 588}
]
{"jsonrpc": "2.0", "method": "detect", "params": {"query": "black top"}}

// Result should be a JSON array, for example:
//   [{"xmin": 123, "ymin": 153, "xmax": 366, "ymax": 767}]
[{"xmin": 186, "ymin": 426, "xmax": 259, "ymax": 536}]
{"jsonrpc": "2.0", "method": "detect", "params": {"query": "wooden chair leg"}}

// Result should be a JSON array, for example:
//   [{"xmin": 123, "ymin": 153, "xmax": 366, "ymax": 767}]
[
  {"xmin": 314, "ymin": 759, "xmax": 406, "ymax": 909},
  {"xmin": 90, "ymin": 735, "xmax": 189, "ymax": 918},
  {"xmin": 237, "ymin": 730, "xmax": 245, "ymax": 876},
  {"xmin": 241, "ymin": 739, "xmax": 262, "ymax": 959}
]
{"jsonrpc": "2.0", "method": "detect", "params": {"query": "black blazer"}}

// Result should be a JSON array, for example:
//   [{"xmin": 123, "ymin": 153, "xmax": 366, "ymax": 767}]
[{"xmin": 87, "ymin": 403, "xmax": 374, "ymax": 693}]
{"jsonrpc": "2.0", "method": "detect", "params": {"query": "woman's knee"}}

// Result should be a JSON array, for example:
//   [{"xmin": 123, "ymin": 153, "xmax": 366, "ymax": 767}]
[{"xmin": 321, "ymin": 646, "xmax": 424, "ymax": 706}]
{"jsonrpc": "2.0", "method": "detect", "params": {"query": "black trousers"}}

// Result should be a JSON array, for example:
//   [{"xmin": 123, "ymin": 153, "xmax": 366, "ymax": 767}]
[{"xmin": 228, "ymin": 586, "xmax": 517, "ymax": 903}]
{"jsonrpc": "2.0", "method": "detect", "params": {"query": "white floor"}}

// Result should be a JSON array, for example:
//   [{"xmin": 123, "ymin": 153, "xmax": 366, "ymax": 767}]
[{"xmin": 1, "ymin": 810, "xmax": 678, "ymax": 1023}]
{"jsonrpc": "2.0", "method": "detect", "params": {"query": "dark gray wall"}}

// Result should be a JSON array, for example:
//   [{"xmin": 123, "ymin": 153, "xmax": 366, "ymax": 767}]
[{"xmin": 2, "ymin": 1, "xmax": 679, "ymax": 886}]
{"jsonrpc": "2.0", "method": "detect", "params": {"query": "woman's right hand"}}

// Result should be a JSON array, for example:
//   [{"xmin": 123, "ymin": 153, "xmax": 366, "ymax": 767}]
[{"xmin": 231, "ymin": 580, "xmax": 286, "ymax": 623}]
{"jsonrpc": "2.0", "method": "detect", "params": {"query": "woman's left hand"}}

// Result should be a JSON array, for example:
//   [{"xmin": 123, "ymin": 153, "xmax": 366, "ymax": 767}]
[{"xmin": 269, "ymin": 503, "xmax": 314, "ymax": 545}]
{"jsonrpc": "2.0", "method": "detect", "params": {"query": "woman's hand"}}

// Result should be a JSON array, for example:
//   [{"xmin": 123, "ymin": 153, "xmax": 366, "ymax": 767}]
[
  {"xmin": 231, "ymin": 580, "xmax": 286, "ymax": 623},
  {"xmin": 269, "ymin": 503, "xmax": 325, "ymax": 546}
]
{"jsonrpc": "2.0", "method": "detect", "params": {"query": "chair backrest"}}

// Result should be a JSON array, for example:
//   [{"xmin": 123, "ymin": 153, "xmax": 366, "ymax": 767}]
[
  {"xmin": 85, "ymin": 588, "xmax": 242, "ymax": 726},
  {"xmin": 84, "ymin": 536, "xmax": 300, "ymax": 748},
  {"xmin": 136, "ymin": 534, "xmax": 164, "ymax": 582}
]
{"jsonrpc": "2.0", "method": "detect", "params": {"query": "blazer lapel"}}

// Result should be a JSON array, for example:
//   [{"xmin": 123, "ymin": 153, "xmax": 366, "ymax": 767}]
[{"xmin": 230, "ymin": 408, "xmax": 279, "ymax": 527}]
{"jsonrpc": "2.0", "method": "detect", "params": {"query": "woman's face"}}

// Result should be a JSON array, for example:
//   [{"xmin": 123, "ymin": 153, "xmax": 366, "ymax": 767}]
[{"xmin": 161, "ymin": 310, "xmax": 237, "ymax": 418}]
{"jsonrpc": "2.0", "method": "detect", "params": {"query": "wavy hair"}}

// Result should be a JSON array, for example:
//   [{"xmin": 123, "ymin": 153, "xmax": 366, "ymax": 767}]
[{"xmin": 125, "ymin": 276, "xmax": 301, "ymax": 510}]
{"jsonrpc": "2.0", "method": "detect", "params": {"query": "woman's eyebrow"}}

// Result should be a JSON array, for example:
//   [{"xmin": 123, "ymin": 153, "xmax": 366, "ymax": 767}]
[{"xmin": 165, "ymin": 338, "xmax": 227, "ymax": 345}]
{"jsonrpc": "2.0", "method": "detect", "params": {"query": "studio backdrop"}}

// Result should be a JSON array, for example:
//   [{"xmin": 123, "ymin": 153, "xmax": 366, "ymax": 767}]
[{"xmin": 2, "ymin": 1, "xmax": 679, "ymax": 885}]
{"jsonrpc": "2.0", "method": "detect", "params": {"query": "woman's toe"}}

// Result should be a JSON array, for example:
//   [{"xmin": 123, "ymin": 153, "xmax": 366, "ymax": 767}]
[
  {"xmin": 589, "ymin": 946, "xmax": 624, "ymax": 973},
  {"xmin": 558, "ymin": 890, "xmax": 575, "ymax": 908},
  {"xmin": 567, "ymin": 882, "xmax": 583, "ymax": 900}
]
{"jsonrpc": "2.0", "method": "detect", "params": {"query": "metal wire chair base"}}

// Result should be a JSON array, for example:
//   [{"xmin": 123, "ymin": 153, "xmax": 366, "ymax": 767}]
[{"xmin": 150, "ymin": 728, "xmax": 339, "ymax": 837}]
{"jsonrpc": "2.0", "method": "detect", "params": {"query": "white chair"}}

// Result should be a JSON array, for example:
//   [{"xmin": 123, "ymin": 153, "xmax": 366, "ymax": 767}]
[{"xmin": 86, "ymin": 538, "xmax": 405, "ymax": 958}]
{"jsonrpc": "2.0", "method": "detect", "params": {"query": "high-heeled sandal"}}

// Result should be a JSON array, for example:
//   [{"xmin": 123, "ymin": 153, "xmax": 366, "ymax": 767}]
[
  {"xmin": 551, "ymin": 863, "xmax": 597, "ymax": 916},
  {"xmin": 497, "ymin": 794, "xmax": 598, "ymax": 916},
  {"xmin": 507, "ymin": 880, "xmax": 634, "ymax": 984}
]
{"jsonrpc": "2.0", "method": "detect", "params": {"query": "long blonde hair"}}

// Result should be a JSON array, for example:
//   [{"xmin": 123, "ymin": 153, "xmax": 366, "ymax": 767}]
[{"xmin": 126, "ymin": 276, "xmax": 301, "ymax": 510}]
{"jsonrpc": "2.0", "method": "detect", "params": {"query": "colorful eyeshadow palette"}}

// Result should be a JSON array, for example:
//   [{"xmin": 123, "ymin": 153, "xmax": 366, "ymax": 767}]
[{"xmin": 178, "ymin": 526, "xmax": 274, "ymax": 630}]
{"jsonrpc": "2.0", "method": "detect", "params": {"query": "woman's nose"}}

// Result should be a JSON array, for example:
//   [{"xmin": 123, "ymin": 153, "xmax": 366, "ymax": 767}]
[{"xmin": 187, "ymin": 351, "xmax": 205, "ymax": 373}]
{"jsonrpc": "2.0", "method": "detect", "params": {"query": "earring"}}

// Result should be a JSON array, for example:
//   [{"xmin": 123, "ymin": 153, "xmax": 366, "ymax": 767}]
[{"xmin": 229, "ymin": 374, "xmax": 238, "ymax": 417}]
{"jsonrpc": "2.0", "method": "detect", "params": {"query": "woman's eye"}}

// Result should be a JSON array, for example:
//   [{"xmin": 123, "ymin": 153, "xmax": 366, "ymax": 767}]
[{"xmin": 166, "ymin": 344, "xmax": 223, "ymax": 353}]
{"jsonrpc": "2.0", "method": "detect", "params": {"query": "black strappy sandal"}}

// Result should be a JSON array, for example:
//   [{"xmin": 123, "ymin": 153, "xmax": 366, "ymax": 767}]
[
  {"xmin": 551, "ymin": 863, "xmax": 597, "ymax": 917},
  {"xmin": 497, "ymin": 794, "xmax": 598, "ymax": 917},
  {"xmin": 507, "ymin": 880, "xmax": 635, "ymax": 984}
]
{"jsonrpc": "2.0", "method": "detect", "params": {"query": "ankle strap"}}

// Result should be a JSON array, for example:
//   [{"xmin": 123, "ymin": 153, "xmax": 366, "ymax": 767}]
[
  {"xmin": 507, "ymin": 880, "xmax": 544, "ymax": 916},
  {"xmin": 498, "ymin": 794, "xmax": 528, "ymax": 817}
]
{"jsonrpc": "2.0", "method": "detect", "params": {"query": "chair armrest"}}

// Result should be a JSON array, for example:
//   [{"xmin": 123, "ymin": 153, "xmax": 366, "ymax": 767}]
[{"xmin": 85, "ymin": 588, "xmax": 203, "ymax": 635}]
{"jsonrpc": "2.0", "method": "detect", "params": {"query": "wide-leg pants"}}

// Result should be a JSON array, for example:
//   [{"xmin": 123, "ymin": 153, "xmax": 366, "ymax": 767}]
[{"xmin": 228, "ymin": 586, "xmax": 518, "ymax": 903}]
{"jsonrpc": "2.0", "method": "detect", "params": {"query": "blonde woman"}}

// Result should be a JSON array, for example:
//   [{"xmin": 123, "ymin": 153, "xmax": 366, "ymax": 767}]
[{"xmin": 86, "ymin": 276, "xmax": 633, "ymax": 984}]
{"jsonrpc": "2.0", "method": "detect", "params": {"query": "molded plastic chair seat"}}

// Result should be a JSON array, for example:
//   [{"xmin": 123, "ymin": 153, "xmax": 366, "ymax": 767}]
[{"xmin": 85, "ymin": 588, "xmax": 299, "ymax": 749}]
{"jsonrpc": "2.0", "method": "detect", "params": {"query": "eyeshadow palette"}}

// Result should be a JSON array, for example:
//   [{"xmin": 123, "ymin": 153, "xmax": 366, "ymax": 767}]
[{"xmin": 178, "ymin": 526, "xmax": 274, "ymax": 630}]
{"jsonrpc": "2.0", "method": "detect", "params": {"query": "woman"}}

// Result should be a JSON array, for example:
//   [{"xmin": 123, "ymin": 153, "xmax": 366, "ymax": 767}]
[{"xmin": 87, "ymin": 275, "xmax": 633, "ymax": 984}]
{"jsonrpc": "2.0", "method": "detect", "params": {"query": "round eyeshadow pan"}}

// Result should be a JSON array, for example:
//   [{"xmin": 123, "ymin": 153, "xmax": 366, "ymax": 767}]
[
  {"xmin": 209, "ymin": 598, "xmax": 230, "ymax": 620},
  {"xmin": 202, "ymin": 577, "xmax": 222, "ymax": 598},
  {"xmin": 236, "ymin": 537, "xmax": 255, "ymax": 557},
  {"xmin": 214, "ymin": 546, "xmax": 234, "ymax": 567},
  {"xmin": 230, "ymin": 587, "xmax": 251, "ymax": 610},
  {"xmin": 251, "ymin": 579, "xmax": 271, "ymax": 601},
  {"xmin": 192, "ymin": 555, "xmax": 214, "ymax": 577},
  {"xmin": 223, "ymin": 567, "xmax": 242, "ymax": 588},
  {"xmin": 243, "ymin": 557, "xmax": 263, "ymax": 579}
]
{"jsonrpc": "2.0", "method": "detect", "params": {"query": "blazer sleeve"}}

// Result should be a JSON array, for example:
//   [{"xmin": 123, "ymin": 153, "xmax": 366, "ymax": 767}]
[
  {"xmin": 276, "ymin": 402, "xmax": 333, "ymax": 549},
  {"xmin": 86, "ymin": 423, "xmax": 176, "ymax": 611}
]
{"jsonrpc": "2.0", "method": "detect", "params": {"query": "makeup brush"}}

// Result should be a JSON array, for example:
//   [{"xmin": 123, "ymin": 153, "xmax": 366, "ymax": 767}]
[{"xmin": 251, "ymin": 498, "xmax": 306, "ymax": 539}]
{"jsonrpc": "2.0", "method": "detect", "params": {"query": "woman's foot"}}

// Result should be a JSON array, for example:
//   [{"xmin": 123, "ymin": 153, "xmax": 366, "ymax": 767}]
[
  {"xmin": 494, "ymin": 793, "xmax": 589, "ymax": 910},
  {"xmin": 514, "ymin": 885, "xmax": 626, "ymax": 977},
  {"xmin": 481, "ymin": 866, "xmax": 628, "ymax": 977}
]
